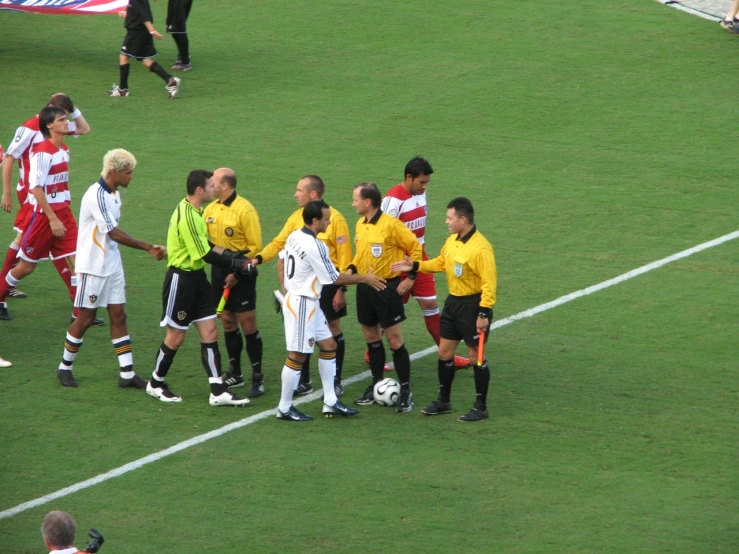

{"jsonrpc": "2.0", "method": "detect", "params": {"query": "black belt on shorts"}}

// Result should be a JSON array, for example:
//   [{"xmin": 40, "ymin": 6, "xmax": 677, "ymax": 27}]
[{"xmin": 168, "ymin": 266, "xmax": 207, "ymax": 276}]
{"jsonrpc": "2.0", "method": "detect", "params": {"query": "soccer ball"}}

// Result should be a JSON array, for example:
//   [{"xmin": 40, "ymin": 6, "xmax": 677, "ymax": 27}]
[{"xmin": 373, "ymin": 378, "xmax": 400, "ymax": 406}]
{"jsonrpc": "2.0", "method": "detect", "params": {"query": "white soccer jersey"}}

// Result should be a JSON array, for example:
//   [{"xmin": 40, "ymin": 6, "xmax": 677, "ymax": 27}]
[
  {"xmin": 283, "ymin": 228, "xmax": 340, "ymax": 299},
  {"xmin": 75, "ymin": 179, "xmax": 123, "ymax": 277}
]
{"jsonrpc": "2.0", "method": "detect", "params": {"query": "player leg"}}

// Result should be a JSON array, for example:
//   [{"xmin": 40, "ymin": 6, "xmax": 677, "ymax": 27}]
[
  {"xmin": 318, "ymin": 329, "xmax": 358, "ymax": 418},
  {"xmin": 328, "ymin": 318, "xmax": 345, "ymax": 396},
  {"xmin": 276, "ymin": 293, "xmax": 312, "ymax": 421},
  {"xmin": 168, "ymin": 0, "xmax": 193, "ymax": 70},
  {"xmin": 0, "ymin": 258, "xmax": 37, "ymax": 321},
  {"xmin": 384, "ymin": 322, "xmax": 413, "ymax": 413},
  {"xmin": 104, "ymin": 270, "xmax": 146, "ymax": 389},
  {"xmin": 322, "ymin": 284, "xmax": 348, "ymax": 396},
  {"xmin": 0, "ymin": 232, "xmax": 27, "ymax": 299},
  {"xmin": 458, "ymin": 307, "xmax": 493, "ymax": 422},
  {"xmin": 355, "ymin": 283, "xmax": 387, "ymax": 405},
  {"xmin": 108, "ymin": 52, "xmax": 132, "ymax": 97}
]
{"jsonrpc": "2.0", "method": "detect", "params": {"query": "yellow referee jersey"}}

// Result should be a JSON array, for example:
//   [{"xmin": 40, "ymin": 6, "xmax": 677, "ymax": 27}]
[
  {"xmin": 204, "ymin": 192, "xmax": 262, "ymax": 254},
  {"xmin": 419, "ymin": 226, "xmax": 497, "ymax": 309},
  {"xmin": 351, "ymin": 210, "xmax": 422, "ymax": 279},
  {"xmin": 257, "ymin": 205, "xmax": 352, "ymax": 271}
]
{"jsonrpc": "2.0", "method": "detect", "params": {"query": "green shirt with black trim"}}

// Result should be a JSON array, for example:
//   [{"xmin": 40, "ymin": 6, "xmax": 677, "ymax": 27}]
[{"xmin": 166, "ymin": 198, "xmax": 210, "ymax": 271}]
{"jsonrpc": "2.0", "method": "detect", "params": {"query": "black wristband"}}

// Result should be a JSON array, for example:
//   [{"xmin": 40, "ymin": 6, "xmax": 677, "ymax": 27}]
[
  {"xmin": 339, "ymin": 285, "xmax": 348, "ymax": 292},
  {"xmin": 255, "ymin": 254, "xmax": 263, "ymax": 265},
  {"xmin": 477, "ymin": 307, "xmax": 492, "ymax": 319},
  {"xmin": 408, "ymin": 271, "xmax": 417, "ymax": 281}
]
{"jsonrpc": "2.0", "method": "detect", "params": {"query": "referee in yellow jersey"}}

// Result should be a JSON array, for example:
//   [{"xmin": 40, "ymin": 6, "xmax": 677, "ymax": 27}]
[
  {"xmin": 392, "ymin": 197, "xmax": 497, "ymax": 421},
  {"xmin": 346, "ymin": 182, "xmax": 422, "ymax": 412},
  {"xmin": 204, "ymin": 168, "xmax": 264, "ymax": 398},
  {"xmin": 251, "ymin": 175, "xmax": 353, "ymax": 397}
]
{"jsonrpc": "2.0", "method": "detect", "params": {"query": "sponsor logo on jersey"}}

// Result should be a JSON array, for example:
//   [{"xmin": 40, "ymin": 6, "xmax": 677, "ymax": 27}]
[
  {"xmin": 405, "ymin": 216, "xmax": 426, "ymax": 232},
  {"xmin": 371, "ymin": 244, "xmax": 382, "ymax": 258},
  {"xmin": 454, "ymin": 263, "xmax": 463, "ymax": 277}
]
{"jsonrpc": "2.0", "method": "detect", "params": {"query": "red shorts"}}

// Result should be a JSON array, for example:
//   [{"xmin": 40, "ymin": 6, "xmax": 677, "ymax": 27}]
[
  {"xmin": 18, "ymin": 206, "xmax": 78, "ymax": 262},
  {"xmin": 401, "ymin": 249, "xmax": 436, "ymax": 303},
  {"xmin": 13, "ymin": 202, "xmax": 33, "ymax": 234}
]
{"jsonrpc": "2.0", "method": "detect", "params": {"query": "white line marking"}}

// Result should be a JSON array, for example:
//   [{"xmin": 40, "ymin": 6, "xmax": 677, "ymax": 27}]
[
  {"xmin": 654, "ymin": 0, "xmax": 721, "ymax": 21},
  {"xmin": 2, "ymin": 230, "xmax": 736, "ymax": 520}
]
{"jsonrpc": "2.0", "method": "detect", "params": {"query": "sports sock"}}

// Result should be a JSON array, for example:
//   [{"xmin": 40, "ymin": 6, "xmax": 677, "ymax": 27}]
[
  {"xmin": 423, "ymin": 309, "xmax": 441, "ymax": 346},
  {"xmin": 279, "ymin": 359, "xmax": 302, "ymax": 412},
  {"xmin": 119, "ymin": 63, "xmax": 130, "ymax": 89},
  {"xmin": 112, "ymin": 335, "xmax": 133, "ymax": 378},
  {"xmin": 59, "ymin": 333, "xmax": 83, "ymax": 371},
  {"xmin": 0, "ymin": 243, "xmax": 19, "ymax": 283},
  {"xmin": 173, "ymin": 33, "xmax": 190, "ymax": 64},
  {"xmin": 152, "ymin": 343, "xmax": 176, "ymax": 384},
  {"xmin": 391, "ymin": 343, "xmax": 411, "ymax": 389},
  {"xmin": 367, "ymin": 340, "xmax": 385, "ymax": 383},
  {"xmin": 224, "ymin": 329, "xmax": 243, "ymax": 376},
  {"xmin": 438, "ymin": 358, "xmax": 455, "ymax": 403},
  {"xmin": 149, "ymin": 62, "xmax": 172, "ymax": 83},
  {"xmin": 334, "ymin": 333, "xmax": 345, "ymax": 380},
  {"xmin": 244, "ymin": 330, "xmax": 263, "ymax": 375},
  {"xmin": 473, "ymin": 360, "xmax": 490, "ymax": 411},
  {"xmin": 201, "ymin": 342, "xmax": 224, "ymax": 394},
  {"xmin": 0, "ymin": 271, "xmax": 20, "ymax": 302},
  {"xmin": 52, "ymin": 257, "xmax": 75, "ymax": 302},
  {"xmin": 300, "ymin": 353, "xmax": 311, "ymax": 385},
  {"xmin": 318, "ymin": 350, "xmax": 338, "ymax": 406}
]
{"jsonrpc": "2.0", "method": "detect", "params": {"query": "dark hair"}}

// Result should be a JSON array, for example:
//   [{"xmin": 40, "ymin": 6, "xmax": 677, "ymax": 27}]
[
  {"xmin": 447, "ymin": 196, "xmax": 475, "ymax": 224},
  {"xmin": 404, "ymin": 156, "xmax": 433, "ymax": 179},
  {"xmin": 353, "ymin": 182, "xmax": 382, "ymax": 208},
  {"xmin": 48, "ymin": 93, "xmax": 74, "ymax": 114},
  {"xmin": 42, "ymin": 511, "xmax": 76, "ymax": 548},
  {"xmin": 221, "ymin": 173, "xmax": 237, "ymax": 189},
  {"xmin": 303, "ymin": 199, "xmax": 329, "ymax": 226},
  {"xmin": 38, "ymin": 106, "xmax": 67, "ymax": 138},
  {"xmin": 186, "ymin": 169, "xmax": 214, "ymax": 195},
  {"xmin": 301, "ymin": 175, "xmax": 325, "ymax": 198}
]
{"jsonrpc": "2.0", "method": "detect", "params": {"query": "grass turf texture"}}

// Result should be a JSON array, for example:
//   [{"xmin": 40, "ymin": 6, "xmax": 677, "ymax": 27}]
[{"xmin": 0, "ymin": 0, "xmax": 737, "ymax": 552}]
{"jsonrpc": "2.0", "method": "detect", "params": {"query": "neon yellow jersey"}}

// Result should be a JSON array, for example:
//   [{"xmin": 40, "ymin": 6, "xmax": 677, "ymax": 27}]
[{"xmin": 166, "ymin": 198, "xmax": 210, "ymax": 271}]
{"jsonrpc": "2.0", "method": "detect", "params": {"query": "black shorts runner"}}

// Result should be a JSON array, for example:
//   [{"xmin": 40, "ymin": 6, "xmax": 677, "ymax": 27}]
[
  {"xmin": 161, "ymin": 267, "xmax": 215, "ymax": 329},
  {"xmin": 319, "ymin": 284, "xmax": 348, "ymax": 322},
  {"xmin": 121, "ymin": 27, "xmax": 157, "ymax": 60},
  {"xmin": 440, "ymin": 293, "xmax": 492, "ymax": 347},
  {"xmin": 210, "ymin": 265, "xmax": 257, "ymax": 313},
  {"xmin": 356, "ymin": 278, "xmax": 405, "ymax": 329},
  {"xmin": 166, "ymin": 0, "xmax": 193, "ymax": 33}
]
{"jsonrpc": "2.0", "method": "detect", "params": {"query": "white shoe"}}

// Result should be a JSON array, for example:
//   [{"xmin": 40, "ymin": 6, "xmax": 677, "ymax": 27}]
[
  {"xmin": 209, "ymin": 390, "xmax": 250, "ymax": 407},
  {"xmin": 0, "ymin": 357, "xmax": 12, "ymax": 368},
  {"xmin": 166, "ymin": 77, "xmax": 181, "ymax": 99},
  {"xmin": 146, "ymin": 380, "xmax": 182, "ymax": 403}
]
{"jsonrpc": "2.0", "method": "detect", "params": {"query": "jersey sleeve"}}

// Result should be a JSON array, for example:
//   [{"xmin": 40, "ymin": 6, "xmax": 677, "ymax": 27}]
[
  {"xmin": 6, "ymin": 125, "xmax": 34, "ymax": 159},
  {"xmin": 331, "ymin": 213, "xmax": 353, "ymax": 271},
  {"xmin": 419, "ymin": 241, "xmax": 447, "ymax": 273},
  {"xmin": 180, "ymin": 205, "xmax": 211, "ymax": 262},
  {"xmin": 242, "ymin": 206, "xmax": 263, "ymax": 255},
  {"xmin": 258, "ymin": 212, "xmax": 297, "ymax": 262},
  {"xmin": 28, "ymin": 150, "xmax": 51, "ymax": 190},
  {"xmin": 475, "ymin": 245, "xmax": 498, "ymax": 309},
  {"xmin": 394, "ymin": 219, "xmax": 423, "ymax": 262},
  {"xmin": 311, "ymin": 240, "xmax": 341, "ymax": 285},
  {"xmin": 381, "ymin": 195, "xmax": 402, "ymax": 218},
  {"xmin": 92, "ymin": 188, "xmax": 119, "ymax": 234}
]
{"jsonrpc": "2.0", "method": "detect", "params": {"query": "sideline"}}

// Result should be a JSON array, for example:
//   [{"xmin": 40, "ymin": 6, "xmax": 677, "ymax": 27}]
[
  {"xmin": 1, "ymin": 230, "xmax": 737, "ymax": 520},
  {"xmin": 655, "ymin": 0, "xmax": 723, "ymax": 21}
]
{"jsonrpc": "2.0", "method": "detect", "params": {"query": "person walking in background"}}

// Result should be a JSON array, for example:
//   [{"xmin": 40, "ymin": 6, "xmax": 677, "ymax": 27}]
[{"xmin": 167, "ymin": 0, "xmax": 195, "ymax": 71}]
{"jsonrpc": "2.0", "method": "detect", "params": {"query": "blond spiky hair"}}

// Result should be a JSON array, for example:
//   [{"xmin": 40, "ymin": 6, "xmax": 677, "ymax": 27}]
[{"xmin": 101, "ymin": 149, "xmax": 137, "ymax": 177}]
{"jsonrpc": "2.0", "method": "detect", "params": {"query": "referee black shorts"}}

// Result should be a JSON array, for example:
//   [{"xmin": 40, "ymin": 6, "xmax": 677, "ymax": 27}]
[
  {"xmin": 210, "ymin": 265, "xmax": 257, "ymax": 313},
  {"xmin": 166, "ymin": 0, "xmax": 193, "ymax": 34},
  {"xmin": 161, "ymin": 267, "xmax": 216, "ymax": 329},
  {"xmin": 356, "ymin": 278, "xmax": 405, "ymax": 329},
  {"xmin": 440, "ymin": 293, "xmax": 492, "ymax": 347},
  {"xmin": 121, "ymin": 27, "xmax": 157, "ymax": 60},
  {"xmin": 319, "ymin": 284, "xmax": 348, "ymax": 322}
]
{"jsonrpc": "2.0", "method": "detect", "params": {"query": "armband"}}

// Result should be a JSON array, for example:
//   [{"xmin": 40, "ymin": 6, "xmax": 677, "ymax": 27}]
[
  {"xmin": 339, "ymin": 286, "xmax": 348, "ymax": 292},
  {"xmin": 71, "ymin": 108, "xmax": 82, "ymax": 119},
  {"xmin": 407, "ymin": 271, "xmax": 417, "ymax": 281}
]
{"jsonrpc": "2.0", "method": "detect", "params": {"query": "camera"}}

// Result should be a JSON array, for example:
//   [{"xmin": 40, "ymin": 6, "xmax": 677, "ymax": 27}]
[{"xmin": 84, "ymin": 528, "xmax": 105, "ymax": 553}]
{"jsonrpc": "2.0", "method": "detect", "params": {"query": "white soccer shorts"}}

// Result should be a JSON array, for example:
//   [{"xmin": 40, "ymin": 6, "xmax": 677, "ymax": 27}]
[
  {"xmin": 282, "ymin": 293, "xmax": 332, "ymax": 353},
  {"xmin": 74, "ymin": 271, "xmax": 126, "ymax": 309}
]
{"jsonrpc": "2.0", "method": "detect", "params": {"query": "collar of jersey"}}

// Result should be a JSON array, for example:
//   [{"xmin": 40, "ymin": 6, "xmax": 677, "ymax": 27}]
[
  {"xmin": 364, "ymin": 209, "xmax": 382, "ymax": 225},
  {"xmin": 97, "ymin": 176, "xmax": 113, "ymax": 194},
  {"xmin": 221, "ymin": 191, "xmax": 237, "ymax": 206},
  {"xmin": 301, "ymin": 227, "xmax": 316, "ymax": 237},
  {"xmin": 456, "ymin": 225, "xmax": 477, "ymax": 243}
]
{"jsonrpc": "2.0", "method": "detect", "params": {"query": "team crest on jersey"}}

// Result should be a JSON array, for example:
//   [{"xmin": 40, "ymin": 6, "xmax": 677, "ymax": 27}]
[
  {"xmin": 454, "ymin": 263, "xmax": 464, "ymax": 277},
  {"xmin": 207, "ymin": 217, "xmax": 214, "ymax": 223},
  {"xmin": 308, "ymin": 338, "xmax": 315, "ymax": 347},
  {"xmin": 177, "ymin": 311, "xmax": 187, "ymax": 321},
  {"xmin": 89, "ymin": 294, "xmax": 98, "ymax": 304},
  {"xmin": 26, "ymin": 247, "xmax": 34, "ymax": 254},
  {"xmin": 371, "ymin": 244, "xmax": 382, "ymax": 258},
  {"xmin": 225, "ymin": 227, "xmax": 233, "ymax": 237}
]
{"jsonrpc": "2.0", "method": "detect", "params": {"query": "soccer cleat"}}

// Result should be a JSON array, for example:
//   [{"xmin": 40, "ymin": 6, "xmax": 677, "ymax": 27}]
[
  {"xmin": 720, "ymin": 19, "xmax": 738, "ymax": 32},
  {"xmin": 248, "ymin": 373, "xmax": 265, "ymax": 398},
  {"xmin": 396, "ymin": 389, "xmax": 414, "ymax": 413},
  {"xmin": 6, "ymin": 287, "xmax": 28, "ymax": 299},
  {"xmin": 57, "ymin": 369, "xmax": 79, "ymax": 388},
  {"xmin": 276, "ymin": 405, "xmax": 313, "ymax": 421},
  {"xmin": 70, "ymin": 315, "xmax": 106, "ymax": 327},
  {"xmin": 146, "ymin": 380, "xmax": 182, "ymax": 403},
  {"xmin": 107, "ymin": 84, "xmax": 129, "ymax": 97},
  {"xmin": 0, "ymin": 303, "xmax": 11, "ymax": 321},
  {"xmin": 354, "ymin": 384, "xmax": 375, "ymax": 405},
  {"xmin": 323, "ymin": 400, "xmax": 359, "ymax": 417},
  {"xmin": 457, "ymin": 407, "xmax": 489, "ymax": 422},
  {"xmin": 454, "ymin": 356, "xmax": 471, "ymax": 369},
  {"xmin": 171, "ymin": 62, "xmax": 193, "ymax": 71},
  {"xmin": 422, "ymin": 399, "xmax": 452, "ymax": 416},
  {"xmin": 0, "ymin": 356, "xmax": 11, "ymax": 368},
  {"xmin": 209, "ymin": 390, "xmax": 250, "ymax": 407},
  {"xmin": 334, "ymin": 379, "xmax": 344, "ymax": 397},
  {"xmin": 118, "ymin": 374, "xmax": 147, "ymax": 389},
  {"xmin": 293, "ymin": 381, "xmax": 313, "ymax": 397},
  {"xmin": 222, "ymin": 372, "xmax": 245, "ymax": 389},
  {"xmin": 166, "ymin": 77, "xmax": 181, "ymax": 99},
  {"xmin": 363, "ymin": 350, "xmax": 392, "ymax": 371}
]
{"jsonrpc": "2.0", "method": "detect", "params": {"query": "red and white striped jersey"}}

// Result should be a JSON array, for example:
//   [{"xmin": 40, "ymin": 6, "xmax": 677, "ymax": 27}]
[
  {"xmin": 28, "ymin": 140, "xmax": 71, "ymax": 213},
  {"xmin": 381, "ymin": 183, "xmax": 428, "ymax": 247},
  {"xmin": 6, "ymin": 115, "xmax": 44, "ymax": 205}
]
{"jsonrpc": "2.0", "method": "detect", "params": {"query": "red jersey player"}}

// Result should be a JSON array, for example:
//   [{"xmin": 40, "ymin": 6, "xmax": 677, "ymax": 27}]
[{"xmin": 380, "ymin": 157, "xmax": 469, "ymax": 369}]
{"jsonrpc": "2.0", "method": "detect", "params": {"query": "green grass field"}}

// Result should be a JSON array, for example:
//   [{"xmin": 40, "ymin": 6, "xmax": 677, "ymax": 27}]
[{"xmin": 0, "ymin": 1, "xmax": 737, "ymax": 552}]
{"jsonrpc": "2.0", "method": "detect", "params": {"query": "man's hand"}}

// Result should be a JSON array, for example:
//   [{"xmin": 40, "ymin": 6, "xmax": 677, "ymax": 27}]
[
  {"xmin": 151, "ymin": 30, "xmax": 163, "ymax": 40},
  {"xmin": 118, "ymin": 10, "xmax": 127, "ymax": 18},
  {"xmin": 476, "ymin": 316, "xmax": 489, "ymax": 333},
  {"xmin": 396, "ymin": 277, "xmax": 414, "ymax": 296},
  {"xmin": 49, "ymin": 217, "xmax": 66, "ymax": 238},
  {"xmin": 149, "ymin": 245, "xmax": 167, "ymax": 260},
  {"xmin": 332, "ymin": 287, "xmax": 346, "ymax": 311},
  {"xmin": 362, "ymin": 268, "xmax": 386, "ymax": 291},
  {"xmin": 224, "ymin": 273, "xmax": 239, "ymax": 289},
  {"xmin": 1, "ymin": 193, "xmax": 11, "ymax": 213},
  {"xmin": 390, "ymin": 255, "xmax": 414, "ymax": 274}
]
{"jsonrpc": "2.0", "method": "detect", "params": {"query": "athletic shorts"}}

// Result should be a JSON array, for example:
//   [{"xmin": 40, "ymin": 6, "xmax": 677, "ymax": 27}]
[
  {"xmin": 18, "ymin": 207, "xmax": 77, "ymax": 263},
  {"xmin": 75, "ymin": 271, "xmax": 126, "ymax": 309},
  {"xmin": 161, "ymin": 267, "xmax": 216, "ymax": 330},
  {"xmin": 356, "ymin": 277, "xmax": 406, "ymax": 329},
  {"xmin": 440, "ymin": 293, "xmax": 492, "ymax": 347},
  {"xmin": 166, "ymin": 0, "xmax": 193, "ymax": 33},
  {"xmin": 121, "ymin": 27, "xmax": 157, "ymax": 60},
  {"xmin": 283, "ymin": 293, "xmax": 332, "ymax": 354},
  {"xmin": 402, "ymin": 271, "xmax": 436, "ymax": 303},
  {"xmin": 210, "ymin": 265, "xmax": 256, "ymax": 313},
  {"xmin": 13, "ymin": 202, "xmax": 33, "ymax": 234},
  {"xmin": 319, "ymin": 284, "xmax": 347, "ymax": 322}
]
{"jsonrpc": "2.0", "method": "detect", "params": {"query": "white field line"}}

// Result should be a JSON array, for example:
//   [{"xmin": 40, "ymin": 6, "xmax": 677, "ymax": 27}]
[
  {"xmin": 654, "ymin": 0, "xmax": 722, "ymax": 21},
  {"xmin": 1, "ymin": 230, "xmax": 737, "ymax": 520}
]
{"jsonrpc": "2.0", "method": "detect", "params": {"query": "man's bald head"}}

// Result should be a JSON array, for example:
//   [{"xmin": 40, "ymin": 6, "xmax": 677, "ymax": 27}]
[{"xmin": 214, "ymin": 168, "xmax": 237, "ymax": 189}]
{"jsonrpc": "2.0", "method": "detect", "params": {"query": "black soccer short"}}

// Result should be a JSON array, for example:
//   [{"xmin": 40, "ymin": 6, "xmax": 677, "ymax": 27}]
[
  {"xmin": 356, "ymin": 278, "xmax": 405, "ymax": 329},
  {"xmin": 161, "ymin": 267, "xmax": 215, "ymax": 329},
  {"xmin": 319, "ymin": 284, "xmax": 348, "ymax": 322},
  {"xmin": 210, "ymin": 265, "xmax": 257, "ymax": 314},
  {"xmin": 440, "ymin": 293, "xmax": 492, "ymax": 347},
  {"xmin": 120, "ymin": 27, "xmax": 157, "ymax": 60},
  {"xmin": 166, "ymin": 0, "xmax": 193, "ymax": 34}
]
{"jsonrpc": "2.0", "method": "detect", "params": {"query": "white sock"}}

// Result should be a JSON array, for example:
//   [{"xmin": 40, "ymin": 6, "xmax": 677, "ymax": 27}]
[
  {"xmin": 318, "ymin": 355, "xmax": 338, "ymax": 406},
  {"xmin": 278, "ymin": 365, "xmax": 301, "ymax": 413}
]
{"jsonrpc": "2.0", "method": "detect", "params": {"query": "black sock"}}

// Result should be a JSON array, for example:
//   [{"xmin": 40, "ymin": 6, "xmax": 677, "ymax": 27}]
[
  {"xmin": 391, "ymin": 344, "xmax": 411, "ymax": 389},
  {"xmin": 438, "ymin": 358, "xmax": 455, "ymax": 403},
  {"xmin": 245, "ymin": 330, "xmax": 263, "ymax": 375},
  {"xmin": 152, "ymin": 343, "xmax": 176, "ymax": 384},
  {"xmin": 200, "ymin": 342, "xmax": 224, "ymax": 394},
  {"xmin": 334, "ymin": 333, "xmax": 345, "ymax": 380},
  {"xmin": 119, "ymin": 64, "xmax": 130, "ymax": 90},
  {"xmin": 473, "ymin": 361, "xmax": 490, "ymax": 410},
  {"xmin": 173, "ymin": 33, "xmax": 190, "ymax": 64},
  {"xmin": 300, "ymin": 353, "xmax": 311, "ymax": 385},
  {"xmin": 149, "ymin": 61, "xmax": 172, "ymax": 83},
  {"xmin": 224, "ymin": 330, "xmax": 243, "ymax": 376},
  {"xmin": 367, "ymin": 341, "xmax": 385, "ymax": 383}
]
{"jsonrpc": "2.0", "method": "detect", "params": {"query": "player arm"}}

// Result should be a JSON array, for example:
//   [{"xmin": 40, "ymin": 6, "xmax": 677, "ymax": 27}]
[
  {"xmin": 254, "ymin": 218, "xmax": 292, "ymax": 264},
  {"xmin": 476, "ymin": 248, "xmax": 497, "ymax": 314},
  {"xmin": 1, "ymin": 154, "xmax": 17, "ymax": 212},
  {"xmin": 243, "ymin": 208, "xmax": 263, "ymax": 255},
  {"xmin": 108, "ymin": 228, "xmax": 164, "ymax": 257},
  {"xmin": 380, "ymin": 195, "xmax": 401, "ymax": 218}
]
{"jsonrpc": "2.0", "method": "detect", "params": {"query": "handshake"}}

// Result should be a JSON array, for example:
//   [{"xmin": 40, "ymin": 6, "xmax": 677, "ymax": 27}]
[{"xmin": 222, "ymin": 248, "xmax": 257, "ymax": 276}]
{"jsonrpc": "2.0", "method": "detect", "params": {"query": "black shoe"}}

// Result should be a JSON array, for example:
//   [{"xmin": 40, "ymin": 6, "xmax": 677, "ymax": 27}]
[
  {"xmin": 334, "ymin": 379, "xmax": 344, "ymax": 397},
  {"xmin": 457, "ymin": 407, "xmax": 489, "ymax": 422},
  {"xmin": 354, "ymin": 384, "xmax": 375, "ymax": 405},
  {"xmin": 57, "ymin": 369, "xmax": 78, "ymax": 388},
  {"xmin": 7, "ymin": 287, "xmax": 28, "ymax": 299},
  {"xmin": 70, "ymin": 315, "xmax": 105, "ymax": 326},
  {"xmin": 276, "ymin": 405, "xmax": 313, "ymax": 421},
  {"xmin": 323, "ymin": 400, "xmax": 359, "ymax": 417},
  {"xmin": 293, "ymin": 381, "xmax": 313, "ymax": 397},
  {"xmin": 0, "ymin": 303, "xmax": 11, "ymax": 321},
  {"xmin": 422, "ymin": 399, "xmax": 452, "ymax": 416},
  {"xmin": 118, "ymin": 374, "xmax": 147, "ymax": 389},
  {"xmin": 396, "ymin": 389, "xmax": 413, "ymax": 413},
  {"xmin": 222, "ymin": 372, "xmax": 245, "ymax": 389},
  {"xmin": 248, "ymin": 373, "xmax": 265, "ymax": 398}
]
